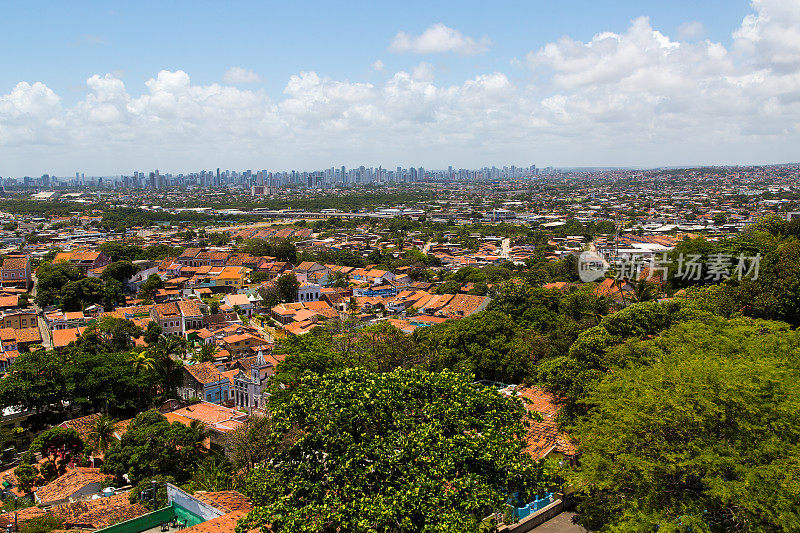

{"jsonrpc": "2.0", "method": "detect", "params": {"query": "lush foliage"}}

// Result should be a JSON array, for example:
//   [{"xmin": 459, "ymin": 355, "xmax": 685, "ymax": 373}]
[
  {"xmin": 240, "ymin": 368, "xmax": 551, "ymax": 533},
  {"xmin": 102, "ymin": 409, "xmax": 207, "ymax": 484},
  {"xmin": 0, "ymin": 329, "xmax": 156, "ymax": 417},
  {"xmin": 575, "ymin": 318, "xmax": 800, "ymax": 531}
]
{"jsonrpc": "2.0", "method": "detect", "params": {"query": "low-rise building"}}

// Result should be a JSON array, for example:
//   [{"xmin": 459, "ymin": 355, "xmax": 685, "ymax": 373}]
[
  {"xmin": 0, "ymin": 255, "xmax": 31, "ymax": 290},
  {"xmin": 232, "ymin": 350, "xmax": 273, "ymax": 411},
  {"xmin": 179, "ymin": 362, "xmax": 231, "ymax": 404}
]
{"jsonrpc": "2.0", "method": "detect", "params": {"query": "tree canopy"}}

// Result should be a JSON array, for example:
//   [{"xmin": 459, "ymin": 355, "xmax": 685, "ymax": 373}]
[
  {"xmin": 102, "ymin": 409, "xmax": 206, "ymax": 484},
  {"xmin": 240, "ymin": 368, "xmax": 551, "ymax": 533},
  {"xmin": 574, "ymin": 318, "xmax": 800, "ymax": 532}
]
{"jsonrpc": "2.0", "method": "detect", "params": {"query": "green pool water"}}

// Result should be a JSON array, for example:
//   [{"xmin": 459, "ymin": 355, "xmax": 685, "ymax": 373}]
[
  {"xmin": 95, "ymin": 503, "xmax": 207, "ymax": 533},
  {"xmin": 173, "ymin": 504, "xmax": 206, "ymax": 527}
]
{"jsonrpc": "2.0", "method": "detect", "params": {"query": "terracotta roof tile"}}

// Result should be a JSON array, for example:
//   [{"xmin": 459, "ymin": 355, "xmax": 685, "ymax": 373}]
[
  {"xmin": 180, "ymin": 510, "xmax": 249, "ymax": 533},
  {"xmin": 516, "ymin": 386, "xmax": 577, "ymax": 459},
  {"xmin": 194, "ymin": 492, "xmax": 252, "ymax": 514},
  {"xmin": 51, "ymin": 492, "xmax": 150, "ymax": 529},
  {"xmin": 35, "ymin": 468, "xmax": 112, "ymax": 505},
  {"xmin": 185, "ymin": 362, "xmax": 224, "ymax": 385}
]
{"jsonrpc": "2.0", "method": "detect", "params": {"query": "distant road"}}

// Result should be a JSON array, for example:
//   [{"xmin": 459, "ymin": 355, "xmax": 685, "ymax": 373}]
[
  {"xmin": 500, "ymin": 238, "xmax": 511, "ymax": 259},
  {"xmin": 30, "ymin": 272, "xmax": 53, "ymax": 349}
]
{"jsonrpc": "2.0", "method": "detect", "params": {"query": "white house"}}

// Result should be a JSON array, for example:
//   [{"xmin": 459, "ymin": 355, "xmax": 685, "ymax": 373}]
[
  {"xmin": 224, "ymin": 293, "xmax": 254, "ymax": 317},
  {"xmin": 296, "ymin": 282, "xmax": 321, "ymax": 303},
  {"xmin": 233, "ymin": 351, "xmax": 273, "ymax": 412}
]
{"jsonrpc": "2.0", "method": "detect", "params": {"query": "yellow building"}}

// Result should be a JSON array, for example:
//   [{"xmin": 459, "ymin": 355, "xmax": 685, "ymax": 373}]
[
  {"xmin": 214, "ymin": 266, "xmax": 247, "ymax": 290},
  {"xmin": 2, "ymin": 310, "xmax": 38, "ymax": 330}
]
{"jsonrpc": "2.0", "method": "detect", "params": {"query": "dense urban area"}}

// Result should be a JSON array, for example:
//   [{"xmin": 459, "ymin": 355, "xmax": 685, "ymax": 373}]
[{"xmin": 0, "ymin": 163, "xmax": 799, "ymax": 532}]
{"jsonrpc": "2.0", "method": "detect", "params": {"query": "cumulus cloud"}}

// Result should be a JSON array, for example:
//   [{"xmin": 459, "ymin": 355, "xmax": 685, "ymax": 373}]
[
  {"xmin": 734, "ymin": 0, "xmax": 800, "ymax": 72},
  {"xmin": 2, "ymin": 1, "xmax": 800, "ymax": 172},
  {"xmin": 389, "ymin": 23, "xmax": 491, "ymax": 55},
  {"xmin": 678, "ymin": 21, "xmax": 706, "ymax": 40},
  {"xmin": 371, "ymin": 60, "xmax": 385, "ymax": 72},
  {"xmin": 223, "ymin": 66, "xmax": 261, "ymax": 84},
  {"xmin": 411, "ymin": 62, "xmax": 435, "ymax": 82}
]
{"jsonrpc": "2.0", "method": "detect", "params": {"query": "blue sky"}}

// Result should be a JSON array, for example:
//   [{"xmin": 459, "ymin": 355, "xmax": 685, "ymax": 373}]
[
  {"xmin": 4, "ymin": 1, "xmax": 750, "ymax": 103},
  {"xmin": 2, "ymin": 0, "xmax": 799, "ymax": 175}
]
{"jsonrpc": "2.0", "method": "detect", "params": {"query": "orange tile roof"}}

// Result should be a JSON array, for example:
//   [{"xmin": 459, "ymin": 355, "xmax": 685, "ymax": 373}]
[
  {"xmin": 170, "ymin": 402, "xmax": 247, "ymax": 433},
  {"xmin": 185, "ymin": 362, "xmax": 225, "ymax": 385},
  {"xmin": 51, "ymin": 492, "xmax": 150, "ymax": 529},
  {"xmin": 0, "ymin": 506, "xmax": 47, "ymax": 529},
  {"xmin": 15, "ymin": 327, "xmax": 42, "ymax": 344},
  {"xmin": 58, "ymin": 412, "xmax": 102, "ymax": 442},
  {"xmin": 180, "ymin": 509, "xmax": 249, "ymax": 533},
  {"xmin": 516, "ymin": 386, "xmax": 577, "ymax": 459},
  {"xmin": 53, "ymin": 327, "xmax": 87, "ymax": 348},
  {"xmin": 1, "ymin": 256, "xmax": 29, "ymax": 270},
  {"xmin": 194, "ymin": 492, "xmax": 252, "ymax": 514},
  {"xmin": 178, "ymin": 299, "xmax": 203, "ymax": 317},
  {"xmin": 0, "ymin": 296, "xmax": 19, "ymax": 307},
  {"xmin": 153, "ymin": 302, "xmax": 181, "ymax": 318},
  {"xmin": 35, "ymin": 468, "xmax": 112, "ymax": 505}
]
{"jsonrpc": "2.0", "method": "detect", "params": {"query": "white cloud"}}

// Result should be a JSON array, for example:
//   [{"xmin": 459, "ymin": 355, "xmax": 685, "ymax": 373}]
[
  {"xmin": 678, "ymin": 21, "xmax": 706, "ymax": 40},
  {"xmin": 2, "ymin": 1, "xmax": 800, "ymax": 173},
  {"xmin": 371, "ymin": 60, "xmax": 385, "ymax": 72},
  {"xmin": 734, "ymin": 0, "xmax": 800, "ymax": 72},
  {"xmin": 389, "ymin": 23, "xmax": 491, "ymax": 55},
  {"xmin": 411, "ymin": 62, "xmax": 435, "ymax": 82},
  {"xmin": 223, "ymin": 66, "xmax": 261, "ymax": 84}
]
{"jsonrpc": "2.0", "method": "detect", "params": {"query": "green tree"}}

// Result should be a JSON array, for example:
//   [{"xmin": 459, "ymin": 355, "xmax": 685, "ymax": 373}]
[
  {"xmin": 61, "ymin": 334, "xmax": 152, "ymax": 415},
  {"xmin": 256, "ymin": 285, "xmax": 280, "ymax": 310},
  {"xmin": 138, "ymin": 274, "xmax": 164, "ymax": 300},
  {"xmin": 127, "ymin": 475, "xmax": 176, "ymax": 510},
  {"xmin": 249, "ymin": 271, "xmax": 270, "ymax": 284},
  {"xmin": 143, "ymin": 322, "xmax": 162, "ymax": 345},
  {"xmin": 275, "ymin": 273, "xmax": 299, "ymax": 303},
  {"xmin": 193, "ymin": 343, "xmax": 218, "ymax": 363},
  {"xmin": 87, "ymin": 415, "xmax": 119, "ymax": 454},
  {"xmin": 575, "ymin": 318, "xmax": 800, "ymax": 532},
  {"xmin": 98, "ymin": 317, "xmax": 143, "ymax": 351},
  {"xmin": 416, "ymin": 310, "xmax": 530, "ymax": 383},
  {"xmin": 224, "ymin": 415, "xmax": 273, "ymax": 470},
  {"xmin": 183, "ymin": 455, "xmax": 234, "ymax": 493},
  {"xmin": 19, "ymin": 514, "xmax": 64, "ymax": 533},
  {"xmin": 150, "ymin": 336, "xmax": 186, "ymax": 395},
  {"xmin": 240, "ymin": 368, "xmax": 550, "ymax": 533},
  {"xmin": 60, "ymin": 277, "xmax": 104, "ymax": 311},
  {"xmin": 0, "ymin": 349, "xmax": 67, "ymax": 414},
  {"xmin": 435, "ymin": 279, "xmax": 462, "ymax": 294},
  {"xmin": 102, "ymin": 410, "xmax": 206, "ymax": 484},
  {"xmin": 33, "ymin": 261, "xmax": 84, "ymax": 307},
  {"xmin": 101, "ymin": 260, "xmax": 140, "ymax": 284},
  {"xmin": 536, "ymin": 300, "xmax": 711, "ymax": 422},
  {"xmin": 13, "ymin": 462, "xmax": 39, "ymax": 494},
  {"xmin": 30, "ymin": 427, "xmax": 85, "ymax": 469}
]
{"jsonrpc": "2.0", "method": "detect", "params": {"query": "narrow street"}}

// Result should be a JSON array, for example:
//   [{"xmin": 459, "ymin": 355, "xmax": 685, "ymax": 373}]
[
  {"xmin": 30, "ymin": 271, "xmax": 52, "ymax": 349},
  {"xmin": 500, "ymin": 237, "xmax": 511, "ymax": 260}
]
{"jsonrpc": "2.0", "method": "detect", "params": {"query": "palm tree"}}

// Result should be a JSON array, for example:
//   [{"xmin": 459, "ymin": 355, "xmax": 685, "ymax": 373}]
[
  {"xmin": 188, "ymin": 419, "xmax": 209, "ymax": 451},
  {"xmin": 632, "ymin": 278, "xmax": 658, "ymax": 303},
  {"xmin": 152, "ymin": 335, "xmax": 187, "ymax": 395},
  {"xmin": 347, "ymin": 297, "xmax": 360, "ymax": 316},
  {"xmin": 129, "ymin": 350, "xmax": 156, "ymax": 375},
  {"xmin": 160, "ymin": 334, "xmax": 188, "ymax": 360},
  {"xmin": 87, "ymin": 415, "xmax": 118, "ymax": 454},
  {"xmin": 195, "ymin": 343, "xmax": 215, "ymax": 363}
]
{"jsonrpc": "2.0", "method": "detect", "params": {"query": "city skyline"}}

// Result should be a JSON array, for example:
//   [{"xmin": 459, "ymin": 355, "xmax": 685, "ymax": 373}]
[{"xmin": 2, "ymin": 1, "xmax": 799, "ymax": 174}]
